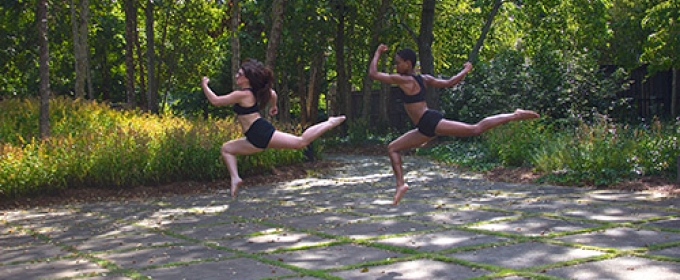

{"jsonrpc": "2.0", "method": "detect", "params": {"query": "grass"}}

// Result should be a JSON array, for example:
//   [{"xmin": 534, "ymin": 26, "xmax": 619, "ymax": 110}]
[
  {"xmin": 417, "ymin": 116, "xmax": 679, "ymax": 186},
  {"xmin": 0, "ymin": 97, "xmax": 308, "ymax": 199}
]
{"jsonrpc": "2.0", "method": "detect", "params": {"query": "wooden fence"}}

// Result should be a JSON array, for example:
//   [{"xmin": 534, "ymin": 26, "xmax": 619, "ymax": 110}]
[{"xmin": 616, "ymin": 66, "xmax": 678, "ymax": 120}]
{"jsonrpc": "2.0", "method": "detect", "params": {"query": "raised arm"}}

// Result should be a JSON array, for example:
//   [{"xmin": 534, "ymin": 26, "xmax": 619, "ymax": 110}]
[
  {"xmin": 423, "ymin": 62, "xmax": 473, "ymax": 88},
  {"xmin": 368, "ymin": 44, "xmax": 410, "ymax": 85},
  {"xmin": 201, "ymin": 76, "xmax": 243, "ymax": 107}
]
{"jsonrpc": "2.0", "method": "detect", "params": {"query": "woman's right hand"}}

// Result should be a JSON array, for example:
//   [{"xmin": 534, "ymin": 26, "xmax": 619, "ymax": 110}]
[{"xmin": 376, "ymin": 44, "xmax": 388, "ymax": 54}]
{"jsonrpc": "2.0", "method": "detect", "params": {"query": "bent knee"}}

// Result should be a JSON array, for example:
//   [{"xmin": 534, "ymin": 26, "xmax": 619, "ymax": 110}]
[
  {"xmin": 387, "ymin": 142, "xmax": 401, "ymax": 154},
  {"xmin": 221, "ymin": 143, "xmax": 236, "ymax": 154},
  {"xmin": 467, "ymin": 126, "xmax": 484, "ymax": 137}
]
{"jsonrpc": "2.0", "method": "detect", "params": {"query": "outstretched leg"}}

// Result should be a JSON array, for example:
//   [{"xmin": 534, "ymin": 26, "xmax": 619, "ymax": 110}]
[
  {"xmin": 387, "ymin": 129, "xmax": 433, "ymax": 205},
  {"xmin": 221, "ymin": 138, "xmax": 263, "ymax": 196},
  {"xmin": 435, "ymin": 109, "xmax": 539, "ymax": 137},
  {"xmin": 267, "ymin": 116, "xmax": 346, "ymax": 149}
]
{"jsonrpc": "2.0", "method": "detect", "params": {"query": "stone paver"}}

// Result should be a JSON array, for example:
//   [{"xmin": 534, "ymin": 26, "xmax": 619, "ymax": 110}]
[
  {"xmin": 556, "ymin": 227, "xmax": 680, "ymax": 250},
  {"xmin": 331, "ymin": 259, "xmax": 490, "ymax": 279},
  {"xmin": 1, "ymin": 154, "xmax": 679, "ymax": 280},
  {"xmin": 546, "ymin": 256, "xmax": 680, "ymax": 280},
  {"xmin": 449, "ymin": 242, "xmax": 605, "ymax": 269}
]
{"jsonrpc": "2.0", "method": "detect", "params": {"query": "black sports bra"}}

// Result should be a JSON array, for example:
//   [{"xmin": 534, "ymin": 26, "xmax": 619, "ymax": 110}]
[
  {"xmin": 400, "ymin": 75, "xmax": 426, "ymax": 104},
  {"xmin": 233, "ymin": 89, "xmax": 259, "ymax": 115}
]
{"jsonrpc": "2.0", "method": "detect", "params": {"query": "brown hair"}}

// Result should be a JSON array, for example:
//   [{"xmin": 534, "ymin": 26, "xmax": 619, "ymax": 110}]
[{"xmin": 240, "ymin": 59, "xmax": 273, "ymax": 110}]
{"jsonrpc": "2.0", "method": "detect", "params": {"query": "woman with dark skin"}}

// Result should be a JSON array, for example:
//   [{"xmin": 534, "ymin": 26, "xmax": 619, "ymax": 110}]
[
  {"xmin": 369, "ymin": 44, "xmax": 540, "ymax": 205},
  {"xmin": 202, "ymin": 59, "xmax": 346, "ymax": 197}
]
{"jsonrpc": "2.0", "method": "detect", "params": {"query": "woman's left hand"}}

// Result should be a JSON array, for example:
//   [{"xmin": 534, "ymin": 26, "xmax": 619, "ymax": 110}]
[{"xmin": 269, "ymin": 106, "xmax": 278, "ymax": 116}]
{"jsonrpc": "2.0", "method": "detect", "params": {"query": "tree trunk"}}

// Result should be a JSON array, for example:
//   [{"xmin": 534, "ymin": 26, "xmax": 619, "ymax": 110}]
[
  {"xmin": 296, "ymin": 59, "xmax": 308, "ymax": 126},
  {"xmin": 469, "ymin": 0, "xmax": 503, "ymax": 63},
  {"xmin": 265, "ymin": 0, "xmax": 286, "ymax": 71},
  {"xmin": 673, "ymin": 68, "xmax": 678, "ymax": 117},
  {"xmin": 145, "ymin": 0, "xmax": 158, "ymax": 114},
  {"xmin": 124, "ymin": 0, "xmax": 136, "ymax": 108},
  {"xmin": 328, "ymin": 82, "xmax": 337, "ymax": 116},
  {"xmin": 306, "ymin": 50, "xmax": 324, "ymax": 124},
  {"xmin": 80, "ymin": 0, "xmax": 92, "ymax": 100},
  {"xmin": 134, "ymin": 5, "xmax": 146, "ymax": 109},
  {"xmin": 37, "ymin": 0, "xmax": 50, "ymax": 139},
  {"xmin": 265, "ymin": 0, "xmax": 287, "ymax": 122},
  {"xmin": 419, "ymin": 0, "xmax": 437, "ymax": 110},
  {"xmin": 333, "ymin": 2, "xmax": 351, "ymax": 123},
  {"xmin": 70, "ymin": 0, "xmax": 85, "ymax": 99},
  {"xmin": 85, "ymin": 47, "xmax": 94, "ymax": 100},
  {"xmin": 361, "ymin": 0, "xmax": 391, "ymax": 120},
  {"xmin": 346, "ymin": 9, "xmax": 356, "ymax": 118},
  {"xmin": 157, "ymin": 7, "xmax": 172, "ymax": 114},
  {"xmin": 281, "ymin": 82, "xmax": 291, "ymax": 122},
  {"xmin": 230, "ymin": 0, "xmax": 241, "ymax": 91},
  {"xmin": 99, "ymin": 42, "xmax": 112, "ymax": 101}
]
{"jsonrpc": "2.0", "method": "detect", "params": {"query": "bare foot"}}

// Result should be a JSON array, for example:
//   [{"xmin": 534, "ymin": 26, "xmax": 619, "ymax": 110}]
[
  {"xmin": 328, "ymin": 115, "xmax": 346, "ymax": 126},
  {"xmin": 393, "ymin": 184, "xmax": 409, "ymax": 205},
  {"xmin": 231, "ymin": 178, "xmax": 243, "ymax": 197},
  {"xmin": 515, "ymin": 109, "xmax": 540, "ymax": 120}
]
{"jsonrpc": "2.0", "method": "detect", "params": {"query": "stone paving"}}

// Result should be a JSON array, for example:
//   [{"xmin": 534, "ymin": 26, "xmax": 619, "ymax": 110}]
[{"xmin": 1, "ymin": 154, "xmax": 680, "ymax": 280}]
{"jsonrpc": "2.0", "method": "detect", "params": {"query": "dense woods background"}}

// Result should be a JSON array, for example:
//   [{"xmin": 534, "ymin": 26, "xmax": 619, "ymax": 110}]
[{"xmin": 2, "ymin": 0, "xmax": 678, "ymax": 131}]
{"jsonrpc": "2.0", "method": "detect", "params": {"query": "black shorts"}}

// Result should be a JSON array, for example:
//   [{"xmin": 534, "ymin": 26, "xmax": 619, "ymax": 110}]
[
  {"xmin": 416, "ymin": 110, "xmax": 443, "ymax": 137},
  {"xmin": 245, "ymin": 118, "xmax": 275, "ymax": 149}
]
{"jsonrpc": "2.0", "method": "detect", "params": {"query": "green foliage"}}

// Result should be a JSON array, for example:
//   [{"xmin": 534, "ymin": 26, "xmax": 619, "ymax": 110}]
[
  {"xmin": 516, "ymin": 0, "xmax": 611, "ymax": 58},
  {"xmin": 326, "ymin": 118, "xmax": 400, "ymax": 146},
  {"xmin": 0, "ymin": 1, "xmax": 39, "ymax": 97},
  {"xmin": 630, "ymin": 118, "xmax": 680, "ymax": 178},
  {"xmin": 416, "ymin": 139, "xmax": 499, "ymax": 172},
  {"xmin": 502, "ymin": 115, "xmax": 677, "ymax": 185},
  {"xmin": 531, "ymin": 116, "xmax": 638, "ymax": 185},
  {"xmin": 418, "ymin": 116, "xmax": 678, "ymax": 186},
  {"xmin": 0, "ymin": 97, "xmax": 306, "ymax": 199},
  {"xmin": 641, "ymin": 0, "xmax": 680, "ymax": 71},
  {"xmin": 345, "ymin": 118, "xmax": 372, "ymax": 145},
  {"xmin": 441, "ymin": 48, "xmax": 632, "ymax": 125},
  {"xmin": 605, "ymin": 0, "xmax": 656, "ymax": 68},
  {"xmin": 482, "ymin": 120, "xmax": 549, "ymax": 167}
]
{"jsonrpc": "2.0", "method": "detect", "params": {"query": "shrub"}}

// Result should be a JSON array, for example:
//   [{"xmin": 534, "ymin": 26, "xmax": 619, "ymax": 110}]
[
  {"xmin": 0, "ymin": 97, "xmax": 308, "ymax": 199},
  {"xmin": 482, "ymin": 120, "xmax": 549, "ymax": 167},
  {"xmin": 439, "ymin": 48, "xmax": 631, "ymax": 125},
  {"xmin": 418, "ymin": 115, "xmax": 678, "ymax": 186},
  {"xmin": 416, "ymin": 139, "xmax": 499, "ymax": 171},
  {"xmin": 630, "ymin": 118, "xmax": 680, "ymax": 178},
  {"xmin": 532, "ymin": 116, "xmax": 637, "ymax": 185}
]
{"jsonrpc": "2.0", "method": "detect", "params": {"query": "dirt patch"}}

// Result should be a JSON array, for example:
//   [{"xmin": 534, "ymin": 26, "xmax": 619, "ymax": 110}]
[
  {"xmin": 483, "ymin": 166, "xmax": 542, "ymax": 184},
  {"xmin": 483, "ymin": 166, "xmax": 680, "ymax": 196}
]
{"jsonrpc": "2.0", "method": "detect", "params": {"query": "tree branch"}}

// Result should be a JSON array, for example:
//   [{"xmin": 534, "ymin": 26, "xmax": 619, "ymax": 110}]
[{"xmin": 388, "ymin": 5, "xmax": 418, "ymax": 44}]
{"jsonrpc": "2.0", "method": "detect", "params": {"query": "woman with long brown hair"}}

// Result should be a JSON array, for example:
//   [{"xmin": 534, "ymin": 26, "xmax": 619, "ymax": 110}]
[{"xmin": 202, "ymin": 59, "xmax": 345, "ymax": 197}]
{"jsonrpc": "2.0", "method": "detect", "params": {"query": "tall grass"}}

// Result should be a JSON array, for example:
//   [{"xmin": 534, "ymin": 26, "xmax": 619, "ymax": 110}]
[
  {"xmin": 0, "ymin": 97, "xmax": 306, "ymax": 198},
  {"xmin": 416, "ymin": 139, "xmax": 499, "ymax": 171},
  {"xmin": 418, "ymin": 116, "xmax": 679, "ymax": 186},
  {"xmin": 529, "ymin": 117, "xmax": 678, "ymax": 185}
]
